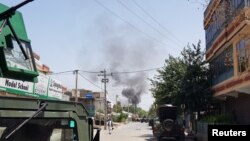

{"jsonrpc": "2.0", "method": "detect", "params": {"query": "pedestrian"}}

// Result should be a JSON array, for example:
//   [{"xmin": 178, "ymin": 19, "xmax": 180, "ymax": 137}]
[{"xmin": 107, "ymin": 117, "xmax": 113, "ymax": 134}]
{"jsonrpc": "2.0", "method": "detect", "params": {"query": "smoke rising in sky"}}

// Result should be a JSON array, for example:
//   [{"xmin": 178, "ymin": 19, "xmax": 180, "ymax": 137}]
[{"xmin": 81, "ymin": 14, "xmax": 162, "ymax": 105}]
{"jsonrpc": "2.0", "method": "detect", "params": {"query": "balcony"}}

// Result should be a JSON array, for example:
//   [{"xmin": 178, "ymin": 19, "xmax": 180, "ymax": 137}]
[
  {"xmin": 204, "ymin": 0, "xmax": 213, "ymax": 18},
  {"xmin": 205, "ymin": 0, "xmax": 249, "ymax": 50}
]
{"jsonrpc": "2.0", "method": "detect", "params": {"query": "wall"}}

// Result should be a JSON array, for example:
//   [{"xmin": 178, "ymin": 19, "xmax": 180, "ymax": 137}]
[{"xmin": 225, "ymin": 93, "xmax": 250, "ymax": 124}]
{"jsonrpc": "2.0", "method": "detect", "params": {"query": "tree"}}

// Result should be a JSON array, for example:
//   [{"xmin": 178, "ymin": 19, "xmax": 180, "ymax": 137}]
[
  {"xmin": 150, "ymin": 41, "xmax": 214, "ymax": 115},
  {"xmin": 113, "ymin": 101, "xmax": 123, "ymax": 113},
  {"xmin": 181, "ymin": 41, "xmax": 212, "ymax": 114},
  {"xmin": 150, "ymin": 55, "xmax": 186, "ymax": 107},
  {"xmin": 147, "ymin": 104, "xmax": 156, "ymax": 118}
]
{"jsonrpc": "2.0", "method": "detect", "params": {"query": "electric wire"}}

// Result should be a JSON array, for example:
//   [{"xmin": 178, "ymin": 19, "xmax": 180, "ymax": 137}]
[
  {"xmin": 48, "ymin": 69, "xmax": 100, "ymax": 75},
  {"xmin": 132, "ymin": 0, "xmax": 186, "ymax": 46},
  {"xmin": 78, "ymin": 72, "xmax": 103, "ymax": 90},
  {"xmin": 48, "ymin": 66, "xmax": 163, "ymax": 76},
  {"xmin": 117, "ymin": 0, "xmax": 173, "ymax": 44},
  {"xmin": 112, "ymin": 67, "xmax": 162, "ymax": 74},
  {"xmin": 117, "ymin": 0, "xmax": 184, "ymax": 50},
  {"xmin": 47, "ymin": 70, "xmax": 73, "ymax": 75},
  {"xmin": 79, "ymin": 70, "xmax": 100, "ymax": 74},
  {"xmin": 93, "ymin": 0, "xmax": 171, "ymax": 49}
]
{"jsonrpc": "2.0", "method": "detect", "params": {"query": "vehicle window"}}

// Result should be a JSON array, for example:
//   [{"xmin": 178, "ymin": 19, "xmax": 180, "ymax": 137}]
[
  {"xmin": 50, "ymin": 129, "xmax": 76, "ymax": 141},
  {"xmin": 0, "ymin": 127, "xmax": 6, "ymax": 138}
]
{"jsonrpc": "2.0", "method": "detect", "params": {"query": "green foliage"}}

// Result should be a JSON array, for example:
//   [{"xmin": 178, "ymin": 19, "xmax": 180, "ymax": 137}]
[
  {"xmin": 150, "ymin": 56, "xmax": 186, "ymax": 106},
  {"xmin": 150, "ymin": 40, "xmax": 214, "ymax": 114},
  {"xmin": 180, "ymin": 41, "xmax": 213, "ymax": 113},
  {"xmin": 147, "ymin": 104, "xmax": 157, "ymax": 118},
  {"xmin": 113, "ymin": 104, "xmax": 123, "ymax": 113},
  {"xmin": 122, "ymin": 105, "xmax": 147, "ymax": 117},
  {"xmin": 112, "ymin": 112, "xmax": 128, "ymax": 122},
  {"xmin": 137, "ymin": 107, "xmax": 147, "ymax": 117}
]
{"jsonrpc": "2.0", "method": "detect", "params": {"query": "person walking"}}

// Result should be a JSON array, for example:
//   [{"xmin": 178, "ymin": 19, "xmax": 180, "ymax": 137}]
[{"xmin": 107, "ymin": 117, "xmax": 113, "ymax": 134}]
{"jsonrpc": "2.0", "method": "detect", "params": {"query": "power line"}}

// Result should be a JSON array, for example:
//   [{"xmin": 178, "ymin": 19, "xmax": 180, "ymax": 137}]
[
  {"xmin": 93, "ymin": 0, "xmax": 171, "ymax": 49},
  {"xmin": 48, "ymin": 69, "xmax": 100, "ymax": 75},
  {"xmin": 132, "ymin": 0, "xmax": 186, "ymax": 46},
  {"xmin": 118, "ymin": 0, "xmax": 184, "ymax": 50},
  {"xmin": 47, "ymin": 70, "xmax": 74, "ymax": 75},
  {"xmin": 111, "ymin": 67, "xmax": 162, "ymax": 74},
  {"xmin": 79, "ymin": 70, "xmax": 100, "ymax": 74},
  {"xmin": 117, "ymin": 0, "xmax": 179, "ymax": 46},
  {"xmin": 78, "ymin": 72, "xmax": 103, "ymax": 90}
]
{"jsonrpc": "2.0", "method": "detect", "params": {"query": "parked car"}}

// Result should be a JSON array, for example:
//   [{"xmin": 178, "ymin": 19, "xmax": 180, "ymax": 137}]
[
  {"xmin": 156, "ymin": 104, "xmax": 185, "ymax": 141},
  {"xmin": 141, "ymin": 116, "xmax": 147, "ymax": 123},
  {"xmin": 152, "ymin": 118, "xmax": 161, "ymax": 137},
  {"xmin": 148, "ymin": 118, "xmax": 154, "ymax": 126}
]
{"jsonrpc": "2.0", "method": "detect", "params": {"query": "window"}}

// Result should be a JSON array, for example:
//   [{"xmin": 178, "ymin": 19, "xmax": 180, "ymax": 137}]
[
  {"xmin": 4, "ymin": 35, "xmax": 36, "ymax": 72},
  {"xmin": 210, "ymin": 45, "xmax": 234, "ymax": 84},
  {"xmin": 237, "ymin": 38, "xmax": 250, "ymax": 73},
  {"xmin": 0, "ymin": 34, "xmax": 38, "ymax": 82}
]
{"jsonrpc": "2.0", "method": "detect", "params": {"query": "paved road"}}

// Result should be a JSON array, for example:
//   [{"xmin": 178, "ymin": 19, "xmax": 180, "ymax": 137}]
[
  {"xmin": 99, "ymin": 122, "xmax": 197, "ymax": 141},
  {"xmin": 100, "ymin": 122, "xmax": 155, "ymax": 141}
]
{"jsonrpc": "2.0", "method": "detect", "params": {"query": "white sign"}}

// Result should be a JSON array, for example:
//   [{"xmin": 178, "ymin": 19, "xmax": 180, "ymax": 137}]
[
  {"xmin": 48, "ymin": 78, "xmax": 63, "ymax": 99},
  {"xmin": 34, "ymin": 73, "xmax": 49, "ymax": 96},
  {"xmin": 0, "ymin": 78, "xmax": 33, "ymax": 93},
  {"xmin": 62, "ymin": 94, "xmax": 70, "ymax": 101}
]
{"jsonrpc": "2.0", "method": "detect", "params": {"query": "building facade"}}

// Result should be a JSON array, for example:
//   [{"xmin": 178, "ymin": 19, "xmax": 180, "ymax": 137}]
[
  {"xmin": 69, "ymin": 89, "xmax": 112, "ymax": 117},
  {"xmin": 204, "ymin": 0, "xmax": 250, "ymax": 124}
]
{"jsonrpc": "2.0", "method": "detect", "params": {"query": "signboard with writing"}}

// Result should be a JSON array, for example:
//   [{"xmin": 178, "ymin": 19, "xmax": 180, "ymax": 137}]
[
  {"xmin": 34, "ymin": 73, "xmax": 49, "ymax": 96},
  {"xmin": 0, "ymin": 77, "xmax": 35, "ymax": 97},
  {"xmin": 0, "ymin": 74, "xmax": 67, "ymax": 101},
  {"xmin": 47, "ymin": 78, "xmax": 63, "ymax": 100}
]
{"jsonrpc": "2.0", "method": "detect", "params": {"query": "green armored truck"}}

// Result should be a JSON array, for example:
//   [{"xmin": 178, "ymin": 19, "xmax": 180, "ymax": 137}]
[
  {"xmin": 0, "ymin": 1, "xmax": 100, "ymax": 140},
  {"xmin": 0, "ymin": 96, "xmax": 100, "ymax": 141}
]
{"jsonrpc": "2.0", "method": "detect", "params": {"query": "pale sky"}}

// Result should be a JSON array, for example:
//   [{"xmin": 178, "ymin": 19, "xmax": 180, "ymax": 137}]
[{"xmin": 2, "ymin": 0, "xmax": 207, "ymax": 111}]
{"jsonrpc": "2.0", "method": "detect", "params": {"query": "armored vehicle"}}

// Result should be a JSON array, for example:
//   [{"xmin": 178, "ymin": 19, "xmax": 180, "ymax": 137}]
[
  {"xmin": 157, "ymin": 104, "xmax": 185, "ymax": 141},
  {"xmin": 0, "ymin": 96, "xmax": 100, "ymax": 141},
  {"xmin": 0, "ymin": 1, "xmax": 101, "ymax": 140}
]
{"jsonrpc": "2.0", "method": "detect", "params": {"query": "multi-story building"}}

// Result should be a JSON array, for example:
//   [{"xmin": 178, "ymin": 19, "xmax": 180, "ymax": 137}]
[
  {"xmin": 69, "ymin": 89, "xmax": 112, "ymax": 117},
  {"xmin": 204, "ymin": 0, "xmax": 250, "ymax": 124}
]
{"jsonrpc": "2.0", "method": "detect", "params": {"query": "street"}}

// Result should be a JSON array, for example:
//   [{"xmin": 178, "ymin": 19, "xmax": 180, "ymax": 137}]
[
  {"xmin": 100, "ymin": 122, "xmax": 155, "ymax": 141},
  {"xmin": 99, "ymin": 122, "xmax": 196, "ymax": 141}
]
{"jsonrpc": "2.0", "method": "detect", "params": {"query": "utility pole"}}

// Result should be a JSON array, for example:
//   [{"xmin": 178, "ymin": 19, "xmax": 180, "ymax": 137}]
[
  {"xmin": 98, "ymin": 69, "xmax": 112, "ymax": 130},
  {"xmin": 128, "ymin": 102, "xmax": 130, "ymax": 113},
  {"xmin": 116, "ymin": 95, "xmax": 118, "ymax": 113},
  {"xmin": 74, "ymin": 70, "xmax": 79, "ymax": 102}
]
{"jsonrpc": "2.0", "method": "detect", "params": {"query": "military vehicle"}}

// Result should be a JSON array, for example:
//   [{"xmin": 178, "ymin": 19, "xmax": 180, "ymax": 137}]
[
  {"xmin": 0, "ymin": 1, "xmax": 100, "ymax": 141},
  {"xmin": 157, "ymin": 104, "xmax": 185, "ymax": 141},
  {"xmin": 0, "ymin": 96, "xmax": 100, "ymax": 141}
]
